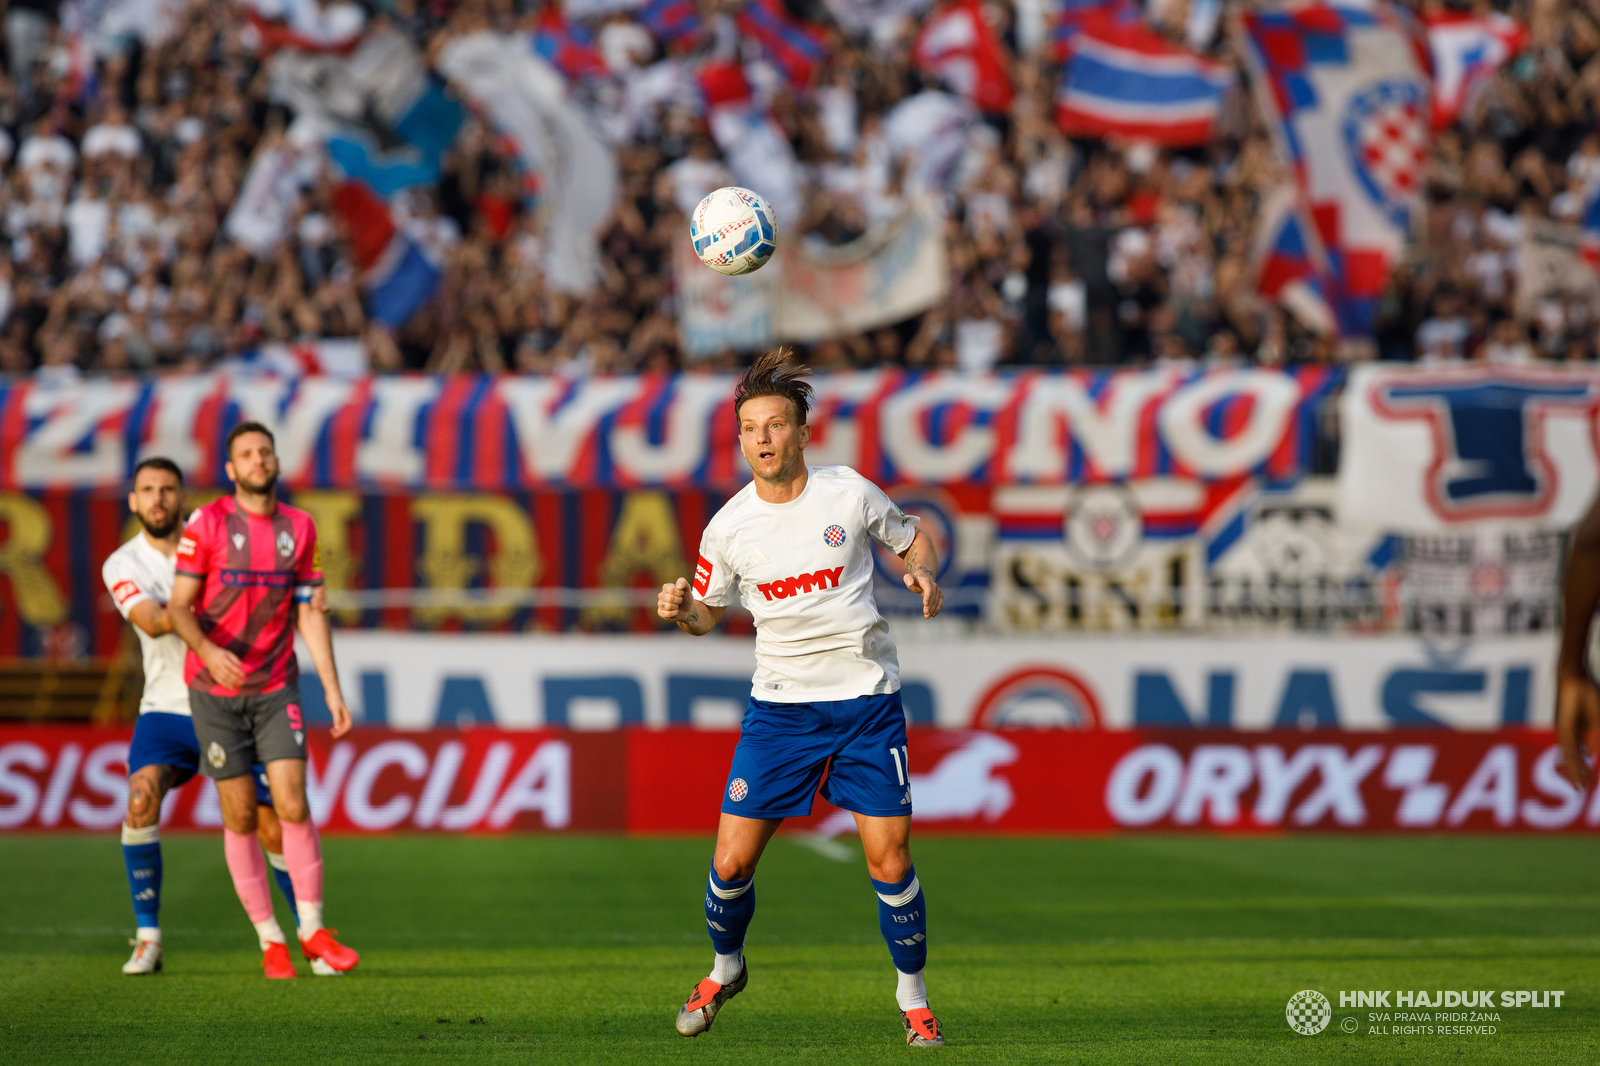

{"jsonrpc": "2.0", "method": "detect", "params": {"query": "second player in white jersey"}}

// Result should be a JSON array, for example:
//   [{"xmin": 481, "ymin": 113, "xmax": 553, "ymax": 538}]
[
  {"xmin": 103, "ymin": 531, "xmax": 190, "ymax": 715},
  {"xmin": 694, "ymin": 466, "xmax": 919, "ymax": 701}
]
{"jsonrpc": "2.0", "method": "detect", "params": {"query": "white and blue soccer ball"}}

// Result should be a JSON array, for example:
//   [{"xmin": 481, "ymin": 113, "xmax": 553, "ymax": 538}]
[{"xmin": 690, "ymin": 186, "xmax": 777, "ymax": 276}]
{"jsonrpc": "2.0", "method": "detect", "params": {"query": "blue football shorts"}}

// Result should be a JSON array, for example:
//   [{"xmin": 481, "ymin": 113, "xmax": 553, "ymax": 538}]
[
  {"xmin": 128, "ymin": 711, "xmax": 274, "ymax": 806},
  {"xmin": 721, "ymin": 691, "xmax": 913, "ymax": 819}
]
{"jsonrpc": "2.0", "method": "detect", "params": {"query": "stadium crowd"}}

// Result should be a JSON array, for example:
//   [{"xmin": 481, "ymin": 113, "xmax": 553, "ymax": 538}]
[{"xmin": 0, "ymin": 0, "xmax": 1593, "ymax": 377}]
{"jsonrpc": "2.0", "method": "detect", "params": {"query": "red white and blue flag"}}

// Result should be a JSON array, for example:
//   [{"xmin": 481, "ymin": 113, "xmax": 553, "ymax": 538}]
[
  {"xmin": 1423, "ymin": 11, "xmax": 1525, "ymax": 130},
  {"xmin": 332, "ymin": 180, "xmax": 441, "ymax": 329},
  {"xmin": 532, "ymin": 6, "xmax": 609, "ymax": 81},
  {"xmin": 1054, "ymin": 18, "xmax": 1231, "ymax": 147},
  {"xmin": 1241, "ymin": 2, "xmax": 1429, "ymax": 336},
  {"xmin": 737, "ymin": 0, "xmax": 829, "ymax": 88},
  {"xmin": 914, "ymin": 0, "xmax": 1014, "ymax": 115},
  {"xmin": 1051, "ymin": 0, "xmax": 1137, "ymax": 57},
  {"xmin": 640, "ymin": 0, "xmax": 703, "ymax": 50},
  {"xmin": 1253, "ymin": 187, "xmax": 1336, "ymax": 336}
]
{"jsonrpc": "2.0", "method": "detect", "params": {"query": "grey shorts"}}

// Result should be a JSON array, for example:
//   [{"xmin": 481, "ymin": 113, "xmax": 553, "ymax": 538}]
[{"xmin": 189, "ymin": 686, "xmax": 306, "ymax": 780}]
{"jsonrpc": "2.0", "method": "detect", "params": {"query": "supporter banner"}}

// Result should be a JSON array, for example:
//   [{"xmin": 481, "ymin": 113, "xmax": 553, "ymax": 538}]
[
  {"xmin": 4, "ymin": 726, "xmax": 1594, "ymax": 834},
  {"xmin": 0, "ymin": 487, "xmax": 748, "ymax": 657},
  {"xmin": 4, "ymin": 484, "xmax": 986, "ymax": 657},
  {"xmin": 293, "ymin": 630, "xmax": 1557, "ymax": 731},
  {"xmin": 0, "ymin": 367, "xmax": 1337, "ymax": 491},
  {"xmin": 1339, "ymin": 364, "xmax": 1600, "ymax": 532}
]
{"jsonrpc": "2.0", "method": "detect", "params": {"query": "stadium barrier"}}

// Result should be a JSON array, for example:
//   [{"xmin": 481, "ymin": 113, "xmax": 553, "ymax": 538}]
[
  {"xmin": 2, "ymin": 725, "xmax": 1593, "ymax": 834},
  {"xmin": 291, "ymin": 630, "xmax": 1558, "ymax": 731}
]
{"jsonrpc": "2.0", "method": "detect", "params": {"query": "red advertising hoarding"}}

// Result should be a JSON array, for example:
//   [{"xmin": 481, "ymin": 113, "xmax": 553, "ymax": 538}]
[{"xmin": 0, "ymin": 726, "xmax": 1592, "ymax": 833}]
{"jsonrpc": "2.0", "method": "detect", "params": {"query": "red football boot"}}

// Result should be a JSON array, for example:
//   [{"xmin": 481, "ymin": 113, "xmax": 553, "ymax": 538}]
[
  {"xmin": 300, "ymin": 929, "xmax": 360, "ymax": 973},
  {"xmin": 261, "ymin": 941, "xmax": 296, "ymax": 979}
]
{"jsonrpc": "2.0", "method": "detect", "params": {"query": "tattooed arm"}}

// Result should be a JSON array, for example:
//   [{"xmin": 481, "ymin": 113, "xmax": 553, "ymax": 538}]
[
  {"xmin": 899, "ymin": 529, "xmax": 943, "ymax": 619},
  {"xmin": 658, "ymin": 577, "xmax": 728, "ymax": 636}
]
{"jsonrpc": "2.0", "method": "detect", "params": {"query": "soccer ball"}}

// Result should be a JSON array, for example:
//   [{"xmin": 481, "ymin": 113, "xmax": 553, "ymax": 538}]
[{"xmin": 690, "ymin": 186, "xmax": 777, "ymax": 276}]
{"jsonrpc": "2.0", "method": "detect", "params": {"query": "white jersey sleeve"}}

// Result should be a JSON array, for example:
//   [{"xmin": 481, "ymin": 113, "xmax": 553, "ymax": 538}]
[
  {"xmin": 858, "ymin": 474, "xmax": 920, "ymax": 554},
  {"xmin": 102, "ymin": 550, "xmax": 153, "ymax": 617},
  {"xmin": 693, "ymin": 523, "xmax": 740, "ymax": 609},
  {"xmin": 102, "ymin": 535, "xmax": 190, "ymax": 716}
]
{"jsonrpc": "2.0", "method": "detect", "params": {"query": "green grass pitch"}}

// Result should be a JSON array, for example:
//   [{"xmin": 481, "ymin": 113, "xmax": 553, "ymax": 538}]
[{"xmin": 2, "ymin": 833, "xmax": 1598, "ymax": 1064}]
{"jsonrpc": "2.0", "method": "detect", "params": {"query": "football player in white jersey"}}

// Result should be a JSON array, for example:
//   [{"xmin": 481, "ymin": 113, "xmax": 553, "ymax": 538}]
[
  {"xmin": 658, "ymin": 351, "xmax": 946, "ymax": 1047},
  {"xmin": 104, "ymin": 458, "xmax": 333, "ymax": 976}
]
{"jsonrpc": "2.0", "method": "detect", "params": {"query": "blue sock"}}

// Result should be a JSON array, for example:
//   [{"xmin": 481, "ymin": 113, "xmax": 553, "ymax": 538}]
[
  {"xmin": 872, "ymin": 866, "xmax": 927, "ymax": 974},
  {"xmin": 704, "ymin": 867, "xmax": 755, "ymax": 956},
  {"xmin": 266, "ymin": 852, "xmax": 298, "ymax": 925},
  {"xmin": 121, "ymin": 824, "xmax": 162, "ymax": 932}
]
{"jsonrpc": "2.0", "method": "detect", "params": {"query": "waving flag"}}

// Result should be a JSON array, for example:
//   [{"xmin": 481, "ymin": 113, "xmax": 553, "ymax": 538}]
[
  {"xmin": 331, "ymin": 181, "xmax": 441, "ymax": 328},
  {"xmin": 1424, "ymin": 11, "xmax": 1525, "ymax": 130},
  {"xmin": 1051, "ymin": 0, "xmax": 1136, "ymax": 57},
  {"xmin": 1241, "ymin": 2, "xmax": 1429, "ymax": 336},
  {"xmin": 640, "ymin": 0, "xmax": 703, "ymax": 49},
  {"xmin": 697, "ymin": 61, "xmax": 804, "ymax": 226},
  {"xmin": 533, "ymin": 6, "xmax": 609, "ymax": 81},
  {"xmin": 1253, "ymin": 186, "xmax": 1336, "ymax": 335},
  {"xmin": 1055, "ymin": 18, "xmax": 1231, "ymax": 146},
  {"xmin": 914, "ymin": 0, "xmax": 1013, "ymax": 115},
  {"xmin": 737, "ymin": 0, "xmax": 829, "ymax": 88},
  {"xmin": 241, "ymin": 0, "xmax": 364, "ymax": 54}
]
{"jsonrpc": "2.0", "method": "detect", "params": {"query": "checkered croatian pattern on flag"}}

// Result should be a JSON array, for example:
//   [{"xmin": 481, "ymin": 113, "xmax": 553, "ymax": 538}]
[
  {"xmin": 1054, "ymin": 18, "xmax": 1232, "ymax": 147},
  {"xmin": 1423, "ymin": 11, "xmax": 1525, "ymax": 130},
  {"xmin": 1241, "ymin": 2, "xmax": 1429, "ymax": 336}
]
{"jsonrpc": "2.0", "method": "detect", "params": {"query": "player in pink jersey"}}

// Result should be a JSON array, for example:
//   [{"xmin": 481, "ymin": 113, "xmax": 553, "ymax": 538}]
[{"xmin": 169, "ymin": 421, "xmax": 360, "ymax": 979}]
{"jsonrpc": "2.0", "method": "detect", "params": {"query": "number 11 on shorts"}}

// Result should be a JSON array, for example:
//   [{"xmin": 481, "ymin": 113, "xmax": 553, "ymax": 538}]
[{"xmin": 889, "ymin": 744, "xmax": 909, "ymax": 785}]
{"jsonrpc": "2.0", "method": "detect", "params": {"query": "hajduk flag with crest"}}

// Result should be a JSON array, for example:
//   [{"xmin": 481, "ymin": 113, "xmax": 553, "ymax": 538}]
[
  {"xmin": 1240, "ymin": 1, "xmax": 1429, "ymax": 336},
  {"xmin": 1055, "ymin": 16, "xmax": 1232, "ymax": 146},
  {"xmin": 1422, "ymin": 11, "xmax": 1525, "ymax": 129}
]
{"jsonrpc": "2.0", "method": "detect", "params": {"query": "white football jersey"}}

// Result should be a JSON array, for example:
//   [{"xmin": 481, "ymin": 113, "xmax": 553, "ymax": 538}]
[
  {"xmin": 695, "ymin": 466, "xmax": 920, "ymax": 702},
  {"xmin": 102, "ymin": 533, "xmax": 190, "ymax": 715}
]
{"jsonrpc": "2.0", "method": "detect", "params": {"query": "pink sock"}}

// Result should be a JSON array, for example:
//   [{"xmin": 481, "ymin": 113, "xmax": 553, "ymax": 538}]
[
  {"xmin": 279, "ymin": 819, "xmax": 323, "ymax": 905},
  {"xmin": 222, "ymin": 829, "xmax": 274, "ymax": 924}
]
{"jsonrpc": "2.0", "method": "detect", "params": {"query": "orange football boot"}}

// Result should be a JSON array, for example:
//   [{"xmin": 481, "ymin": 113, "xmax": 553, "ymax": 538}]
[{"xmin": 901, "ymin": 1007, "xmax": 944, "ymax": 1046}]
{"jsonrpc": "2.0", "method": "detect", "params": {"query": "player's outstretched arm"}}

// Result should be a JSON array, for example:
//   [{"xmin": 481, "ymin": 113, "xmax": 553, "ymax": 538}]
[
  {"xmin": 899, "ymin": 529, "xmax": 943, "ymax": 619},
  {"xmin": 1557, "ymin": 493, "xmax": 1600, "ymax": 788},
  {"xmin": 297, "ymin": 600, "xmax": 353, "ymax": 738},
  {"xmin": 659, "ymin": 577, "xmax": 725, "ymax": 636},
  {"xmin": 168, "ymin": 573, "xmax": 246, "ymax": 689}
]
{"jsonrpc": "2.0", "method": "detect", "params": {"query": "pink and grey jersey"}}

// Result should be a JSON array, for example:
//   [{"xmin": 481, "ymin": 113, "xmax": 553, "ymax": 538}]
[{"xmin": 174, "ymin": 497, "xmax": 323, "ymax": 697}]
